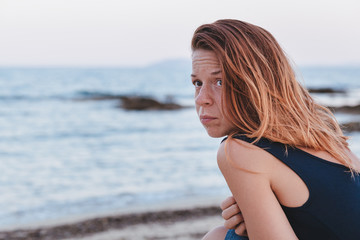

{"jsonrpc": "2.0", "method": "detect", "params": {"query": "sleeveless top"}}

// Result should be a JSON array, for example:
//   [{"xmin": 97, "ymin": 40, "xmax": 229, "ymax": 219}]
[{"xmin": 222, "ymin": 135, "xmax": 360, "ymax": 240}]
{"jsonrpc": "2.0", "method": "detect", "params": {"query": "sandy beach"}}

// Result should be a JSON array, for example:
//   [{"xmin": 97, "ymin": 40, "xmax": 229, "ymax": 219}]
[{"xmin": 0, "ymin": 199, "xmax": 224, "ymax": 240}]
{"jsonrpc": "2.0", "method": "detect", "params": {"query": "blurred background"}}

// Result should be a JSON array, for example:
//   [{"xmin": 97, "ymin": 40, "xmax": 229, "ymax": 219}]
[{"xmin": 1, "ymin": 0, "xmax": 360, "ymax": 229}]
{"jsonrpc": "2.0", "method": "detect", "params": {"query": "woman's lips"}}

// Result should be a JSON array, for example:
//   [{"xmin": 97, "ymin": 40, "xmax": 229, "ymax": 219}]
[{"xmin": 200, "ymin": 115, "xmax": 217, "ymax": 124}]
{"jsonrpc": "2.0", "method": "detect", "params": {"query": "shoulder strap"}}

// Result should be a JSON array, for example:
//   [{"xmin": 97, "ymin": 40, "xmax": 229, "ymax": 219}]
[{"xmin": 229, "ymin": 134, "xmax": 290, "ymax": 161}]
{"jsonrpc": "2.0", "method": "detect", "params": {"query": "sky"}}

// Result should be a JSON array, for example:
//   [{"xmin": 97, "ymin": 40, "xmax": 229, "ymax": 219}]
[{"xmin": 0, "ymin": 0, "xmax": 359, "ymax": 67}]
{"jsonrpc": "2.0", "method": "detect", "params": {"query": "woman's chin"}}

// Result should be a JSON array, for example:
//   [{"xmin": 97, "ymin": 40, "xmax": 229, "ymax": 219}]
[
  {"xmin": 206, "ymin": 131, "xmax": 227, "ymax": 138},
  {"xmin": 205, "ymin": 127, "xmax": 235, "ymax": 138}
]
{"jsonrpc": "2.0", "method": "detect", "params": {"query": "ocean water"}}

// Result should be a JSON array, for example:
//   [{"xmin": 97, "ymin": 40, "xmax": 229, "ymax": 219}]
[{"xmin": 1, "ymin": 62, "xmax": 360, "ymax": 228}]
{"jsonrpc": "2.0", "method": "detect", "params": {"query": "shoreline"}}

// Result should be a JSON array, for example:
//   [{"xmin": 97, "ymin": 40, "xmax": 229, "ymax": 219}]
[{"xmin": 0, "ymin": 197, "xmax": 225, "ymax": 240}]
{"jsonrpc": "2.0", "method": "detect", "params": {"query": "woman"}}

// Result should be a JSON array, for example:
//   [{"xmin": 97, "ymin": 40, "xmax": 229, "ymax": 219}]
[{"xmin": 191, "ymin": 19, "xmax": 360, "ymax": 240}]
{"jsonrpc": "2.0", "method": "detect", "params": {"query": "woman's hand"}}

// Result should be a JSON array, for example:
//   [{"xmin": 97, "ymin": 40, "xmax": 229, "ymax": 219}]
[{"xmin": 220, "ymin": 196, "xmax": 247, "ymax": 236}]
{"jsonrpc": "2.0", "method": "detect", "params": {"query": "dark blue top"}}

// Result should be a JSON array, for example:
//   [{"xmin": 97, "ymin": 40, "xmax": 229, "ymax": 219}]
[{"xmin": 223, "ymin": 135, "xmax": 360, "ymax": 240}]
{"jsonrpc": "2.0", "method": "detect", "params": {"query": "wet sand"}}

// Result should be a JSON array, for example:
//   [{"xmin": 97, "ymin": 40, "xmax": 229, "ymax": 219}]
[{"xmin": 0, "ymin": 199, "xmax": 224, "ymax": 240}]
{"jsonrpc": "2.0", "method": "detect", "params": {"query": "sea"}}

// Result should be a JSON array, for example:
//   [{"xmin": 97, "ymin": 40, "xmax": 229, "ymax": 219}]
[{"xmin": 1, "ymin": 60, "xmax": 360, "ymax": 228}]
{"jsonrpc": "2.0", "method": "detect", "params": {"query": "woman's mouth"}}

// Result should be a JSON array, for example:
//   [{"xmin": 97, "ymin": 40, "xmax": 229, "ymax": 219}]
[{"xmin": 200, "ymin": 115, "xmax": 217, "ymax": 124}]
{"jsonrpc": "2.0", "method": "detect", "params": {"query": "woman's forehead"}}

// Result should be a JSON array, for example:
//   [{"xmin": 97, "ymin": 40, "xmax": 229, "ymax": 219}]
[
  {"xmin": 192, "ymin": 50, "xmax": 221, "ymax": 72},
  {"xmin": 192, "ymin": 49, "xmax": 218, "ymax": 62}
]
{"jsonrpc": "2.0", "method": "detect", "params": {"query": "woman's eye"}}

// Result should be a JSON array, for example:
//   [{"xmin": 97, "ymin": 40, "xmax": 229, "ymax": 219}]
[
  {"xmin": 216, "ymin": 79, "xmax": 222, "ymax": 86},
  {"xmin": 193, "ymin": 80, "xmax": 202, "ymax": 87}
]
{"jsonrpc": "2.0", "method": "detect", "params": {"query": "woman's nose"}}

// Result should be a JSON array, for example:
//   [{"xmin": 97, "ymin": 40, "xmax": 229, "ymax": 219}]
[{"xmin": 195, "ymin": 85, "xmax": 213, "ymax": 106}]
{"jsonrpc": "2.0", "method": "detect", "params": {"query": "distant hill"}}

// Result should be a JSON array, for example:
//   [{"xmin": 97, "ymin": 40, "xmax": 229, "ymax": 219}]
[{"xmin": 146, "ymin": 59, "xmax": 191, "ymax": 71}]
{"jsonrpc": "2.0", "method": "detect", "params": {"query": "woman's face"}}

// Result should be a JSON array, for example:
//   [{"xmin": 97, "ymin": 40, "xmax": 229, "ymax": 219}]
[{"xmin": 191, "ymin": 49, "xmax": 235, "ymax": 138}]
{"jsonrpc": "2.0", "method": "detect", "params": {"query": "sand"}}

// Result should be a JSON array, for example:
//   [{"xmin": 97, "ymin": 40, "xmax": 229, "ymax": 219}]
[
  {"xmin": 63, "ymin": 215, "xmax": 223, "ymax": 240},
  {"xmin": 0, "ymin": 198, "xmax": 225, "ymax": 240}
]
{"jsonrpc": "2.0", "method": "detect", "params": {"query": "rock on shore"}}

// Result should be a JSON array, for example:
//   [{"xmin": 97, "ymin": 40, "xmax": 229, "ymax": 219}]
[
  {"xmin": 308, "ymin": 88, "xmax": 346, "ymax": 94},
  {"xmin": 74, "ymin": 93, "xmax": 187, "ymax": 110},
  {"xmin": 341, "ymin": 122, "xmax": 360, "ymax": 133},
  {"xmin": 119, "ymin": 96, "xmax": 184, "ymax": 110},
  {"xmin": 328, "ymin": 105, "xmax": 360, "ymax": 114}
]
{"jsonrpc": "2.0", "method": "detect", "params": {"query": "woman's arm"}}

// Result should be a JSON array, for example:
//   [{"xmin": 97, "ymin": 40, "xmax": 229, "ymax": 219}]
[{"xmin": 217, "ymin": 138, "xmax": 298, "ymax": 240}]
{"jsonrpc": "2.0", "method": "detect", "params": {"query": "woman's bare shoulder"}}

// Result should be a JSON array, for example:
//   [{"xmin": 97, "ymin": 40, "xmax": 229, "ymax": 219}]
[{"xmin": 217, "ymin": 137, "xmax": 275, "ymax": 175}]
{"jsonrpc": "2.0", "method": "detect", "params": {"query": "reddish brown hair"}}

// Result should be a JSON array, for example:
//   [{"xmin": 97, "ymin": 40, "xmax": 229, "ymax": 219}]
[{"xmin": 191, "ymin": 19, "xmax": 358, "ymax": 173}]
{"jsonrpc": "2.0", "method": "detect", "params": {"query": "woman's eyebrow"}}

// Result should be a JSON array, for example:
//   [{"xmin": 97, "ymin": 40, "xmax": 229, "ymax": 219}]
[
  {"xmin": 191, "ymin": 70, "xmax": 222, "ymax": 78},
  {"xmin": 211, "ymin": 70, "xmax": 222, "ymax": 75}
]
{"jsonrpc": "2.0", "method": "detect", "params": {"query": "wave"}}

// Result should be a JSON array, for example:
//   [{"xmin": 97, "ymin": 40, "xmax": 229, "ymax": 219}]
[
  {"xmin": 0, "ymin": 95, "xmax": 69, "ymax": 102},
  {"xmin": 0, "ymin": 91, "xmax": 127, "ymax": 102}
]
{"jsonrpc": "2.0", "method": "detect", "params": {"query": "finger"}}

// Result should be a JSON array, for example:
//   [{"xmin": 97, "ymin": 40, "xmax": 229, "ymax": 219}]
[
  {"xmin": 222, "ymin": 203, "xmax": 241, "ymax": 220},
  {"xmin": 220, "ymin": 196, "xmax": 236, "ymax": 210},
  {"xmin": 223, "ymin": 214, "xmax": 244, "ymax": 229},
  {"xmin": 235, "ymin": 222, "xmax": 247, "ymax": 236}
]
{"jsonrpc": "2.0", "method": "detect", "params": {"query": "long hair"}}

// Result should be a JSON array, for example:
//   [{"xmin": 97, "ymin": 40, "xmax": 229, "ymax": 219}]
[{"xmin": 191, "ymin": 19, "xmax": 358, "ymax": 174}]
